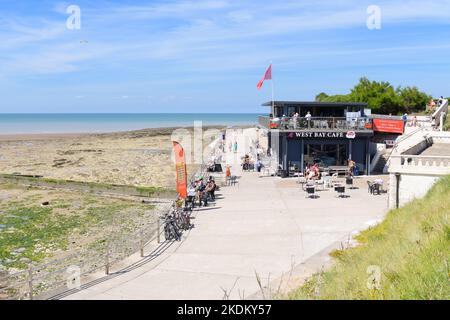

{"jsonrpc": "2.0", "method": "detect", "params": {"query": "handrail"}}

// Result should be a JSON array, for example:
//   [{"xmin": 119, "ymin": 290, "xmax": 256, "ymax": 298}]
[
  {"xmin": 264, "ymin": 116, "xmax": 372, "ymax": 131},
  {"xmin": 1, "ymin": 157, "xmax": 214, "ymax": 300}
]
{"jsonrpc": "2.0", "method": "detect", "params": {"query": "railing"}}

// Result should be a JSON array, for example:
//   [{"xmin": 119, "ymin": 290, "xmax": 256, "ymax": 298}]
[
  {"xmin": 0, "ymin": 162, "xmax": 211, "ymax": 300},
  {"xmin": 259, "ymin": 116, "xmax": 373, "ymax": 131},
  {"xmin": 431, "ymin": 99, "xmax": 448, "ymax": 128},
  {"xmin": 389, "ymin": 154, "xmax": 450, "ymax": 175},
  {"xmin": 258, "ymin": 115, "xmax": 270, "ymax": 128},
  {"xmin": 0, "ymin": 208, "xmax": 168, "ymax": 300},
  {"xmin": 390, "ymin": 155, "xmax": 450, "ymax": 167}
]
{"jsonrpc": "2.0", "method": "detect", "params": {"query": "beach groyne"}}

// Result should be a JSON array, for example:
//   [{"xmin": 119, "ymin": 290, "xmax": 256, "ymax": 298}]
[{"xmin": 0, "ymin": 174, "xmax": 177, "ymax": 199}]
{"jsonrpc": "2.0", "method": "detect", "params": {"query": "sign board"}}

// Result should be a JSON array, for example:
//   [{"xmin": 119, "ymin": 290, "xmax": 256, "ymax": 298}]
[
  {"xmin": 346, "ymin": 131, "xmax": 356, "ymax": 139},
  {"xmin": 288, "ymin": 131, "xmax": 346, "ymax": 139},
  {"xmin": 372, "ymin": 118, "xmax": 404, "ymax": 134}
]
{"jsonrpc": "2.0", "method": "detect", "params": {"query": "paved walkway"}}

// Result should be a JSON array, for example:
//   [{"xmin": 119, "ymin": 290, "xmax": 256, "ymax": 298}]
[{"xmin": 62, "ymin": 129, "xmax": 388, "ymax": 300}]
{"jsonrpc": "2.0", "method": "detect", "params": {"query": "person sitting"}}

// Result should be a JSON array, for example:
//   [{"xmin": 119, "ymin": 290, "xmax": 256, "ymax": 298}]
[
  {"xmin": 205, "ymin": 179, "xmax": 216, "ymax": 201},
  {"xmin": 348, "ymin": 159, "xmax": 356, "ymax": 177},
  {"xmin": 187, "ymin": 182, "xmax": 197, "ymax": 209},
  {"xmin": 196, "ymin": 178, "xmax": 207, "ymax": 207}
]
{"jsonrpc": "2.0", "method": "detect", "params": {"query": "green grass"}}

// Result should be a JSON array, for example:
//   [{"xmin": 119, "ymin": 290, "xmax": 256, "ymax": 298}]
[
  {"xmin": 288, "ymin": 175, "xmax": 450, "ymax": 300},
  {"xmin": 0, "ymin": 190, "xmax": 154, "ymax": 269},
  {"xmin": 443, "ymin": 114, "xmax": 450, "ymax": 131}
]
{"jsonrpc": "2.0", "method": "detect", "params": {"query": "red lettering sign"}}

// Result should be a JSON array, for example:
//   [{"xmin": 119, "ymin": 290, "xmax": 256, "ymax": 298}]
[{"xmin": 372, "ymin": 118, "xmax": 404, "ymax": 134}]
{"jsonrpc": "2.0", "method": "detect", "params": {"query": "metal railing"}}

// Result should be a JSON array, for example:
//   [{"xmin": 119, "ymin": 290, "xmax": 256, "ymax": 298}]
[
  {"xmin": 0, "ymin": 162, "xmax": 211, "ymax": 300},
  {"xmin": 258, "ymin": 116, "xmax": 373, "ymax": 131}
]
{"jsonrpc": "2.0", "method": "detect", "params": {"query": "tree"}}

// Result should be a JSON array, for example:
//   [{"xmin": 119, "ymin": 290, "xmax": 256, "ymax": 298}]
[
  {"xmin": 397, "ymin": 86, "xmax": 431, "ymax": 113},
  {"xmin": 315, "ymin": 92, "xmax": 328, "ymax": 101},
  {"xmin": 315, "ymin": 77, "xmax": 431, "ymax": 115}
]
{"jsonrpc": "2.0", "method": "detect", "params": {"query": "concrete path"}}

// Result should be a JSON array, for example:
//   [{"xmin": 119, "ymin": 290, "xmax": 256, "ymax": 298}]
[{"xmin": 63, "ymin": 129, "xmax": 388, "ymax": 300}]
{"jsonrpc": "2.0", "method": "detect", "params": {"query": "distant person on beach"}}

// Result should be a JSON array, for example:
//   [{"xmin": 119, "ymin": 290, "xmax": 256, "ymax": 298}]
[
  {"xmin": 233, "ymin": 141, "xmax": 238, "ymax": 153},
  {"xmin": 412, "ymin": 115, "xmax": 418, "ymax": 127}
]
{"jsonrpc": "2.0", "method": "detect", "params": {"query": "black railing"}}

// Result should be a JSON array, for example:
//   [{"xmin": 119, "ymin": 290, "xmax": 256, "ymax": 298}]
[{"xmin": 259, "ymin": 116, "xmax": 373, "ymax": 131}]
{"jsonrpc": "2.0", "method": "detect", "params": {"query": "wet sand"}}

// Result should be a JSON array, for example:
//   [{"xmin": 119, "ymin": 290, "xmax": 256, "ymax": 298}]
[{"xmin": 0, "ymin": 127, "xmax": 227, "ymax": 188}]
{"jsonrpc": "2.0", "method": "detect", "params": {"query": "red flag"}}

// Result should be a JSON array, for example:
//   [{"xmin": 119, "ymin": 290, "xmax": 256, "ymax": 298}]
[
  {"xmin": 172, "ymin": 141, "xmax": 187, "ymax": 199},
  {"xmin": 256, "ymin": 64, "xmax": 272, "ymax": 90}
]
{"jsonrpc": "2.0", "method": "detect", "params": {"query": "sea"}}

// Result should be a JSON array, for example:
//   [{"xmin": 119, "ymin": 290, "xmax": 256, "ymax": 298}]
[{"xmin": 0, "ymin": 113, "xmax": 263, "ymax": 134}]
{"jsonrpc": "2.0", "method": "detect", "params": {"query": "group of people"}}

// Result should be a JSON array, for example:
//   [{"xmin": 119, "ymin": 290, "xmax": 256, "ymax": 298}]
[
  {"xmin": 305, "ymin": 163, "xmax": 320, "ymax": 180},
  {"xmin": 187, "ymin": 176, "xmax": 216, "ymax": 208}
]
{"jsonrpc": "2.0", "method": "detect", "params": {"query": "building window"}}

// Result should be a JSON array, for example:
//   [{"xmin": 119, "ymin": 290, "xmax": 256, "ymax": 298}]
[{"xmin": 304, "ymin": 143, "xmax": 347, "ymax": 168}]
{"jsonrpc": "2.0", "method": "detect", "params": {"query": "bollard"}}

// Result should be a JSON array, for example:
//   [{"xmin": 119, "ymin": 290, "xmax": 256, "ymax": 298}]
[
  {"xmin": 157, "ymin": 219, "xmax": 161, "ymax": 244},
  {"xmin": 140, "ymin": 230, "xmax": 144, "ymax": 257},
  {"xmin": 105, "ymin": 244, "xmax": 110, "ymax": 275},
  {"xmin": 27, "ymin": 264, "xmax": 33, "ymax": 300}
]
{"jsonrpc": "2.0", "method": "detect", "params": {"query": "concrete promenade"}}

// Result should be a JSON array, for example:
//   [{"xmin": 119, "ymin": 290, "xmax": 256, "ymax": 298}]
[{"xmin": 63, "ymin": 129, "xmax": 388, "ymax": 300}]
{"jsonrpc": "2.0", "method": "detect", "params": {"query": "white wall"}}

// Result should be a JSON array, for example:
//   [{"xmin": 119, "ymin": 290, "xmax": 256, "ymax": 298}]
[{"xmin": 389, "ymin": 173, "xmax": 440, "ymax": 208}]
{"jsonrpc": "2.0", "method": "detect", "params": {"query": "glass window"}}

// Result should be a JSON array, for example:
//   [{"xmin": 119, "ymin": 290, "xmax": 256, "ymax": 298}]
[{"xmin": 303, "ymin": 143, "xmax": 347, "ymax": 168}]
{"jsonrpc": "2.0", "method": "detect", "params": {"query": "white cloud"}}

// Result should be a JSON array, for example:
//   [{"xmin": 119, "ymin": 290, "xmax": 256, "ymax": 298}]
[{"xmin": 1, "ymin": 0, "xmax": 450, "ymax": 78}]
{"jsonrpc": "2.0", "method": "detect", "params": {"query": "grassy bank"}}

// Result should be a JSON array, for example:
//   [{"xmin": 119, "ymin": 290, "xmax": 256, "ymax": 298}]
[{"xmin": 289, "ymin": 175, "xmax": 450, "ymax": 300}]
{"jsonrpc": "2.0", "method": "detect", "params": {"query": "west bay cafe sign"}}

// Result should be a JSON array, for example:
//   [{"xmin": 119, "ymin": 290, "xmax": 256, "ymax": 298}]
[{"xmin": 287, "ymin": 131, "xmax": 357, "ymax": 139}]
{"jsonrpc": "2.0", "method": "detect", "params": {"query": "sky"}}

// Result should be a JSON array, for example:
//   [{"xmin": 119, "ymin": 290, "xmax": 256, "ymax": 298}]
[{"xmin": 0, "ymin": 0, "xmax": 449, "ymax": 113}]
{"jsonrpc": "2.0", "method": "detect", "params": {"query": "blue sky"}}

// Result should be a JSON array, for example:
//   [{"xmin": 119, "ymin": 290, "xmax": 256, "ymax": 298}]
[{"xmin": 0, "ymin": 0, "xmax": 449, "ymax": 113}]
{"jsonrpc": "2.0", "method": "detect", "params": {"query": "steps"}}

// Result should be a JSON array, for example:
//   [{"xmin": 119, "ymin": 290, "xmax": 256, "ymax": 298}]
[{"xmin": 372, "ymin": 150, "xmax": 392, "ymax": 174}]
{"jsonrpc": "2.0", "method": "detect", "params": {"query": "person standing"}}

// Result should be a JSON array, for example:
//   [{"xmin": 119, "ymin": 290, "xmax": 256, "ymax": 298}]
[
  {"xmin": 402, "ymin": 113, "xmax": 408, "ymax": 129},
  {"xmin": 293, "ymin": 112, "xmax": 299, "ymax": 129},
  {"xmin": 225, "ymin": 165, "xmax": 231, "ymax": 185},
  {"xmin": 305, "ymin": 111, "xmax": 312, "ymax": 128},
  {"xmin": 233, "ymin": 141, "xmax": 238, "ymax": 153}
]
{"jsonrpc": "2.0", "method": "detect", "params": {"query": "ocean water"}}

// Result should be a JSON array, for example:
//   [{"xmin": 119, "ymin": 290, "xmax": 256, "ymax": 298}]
[{"xmin": 0, "ymin": 113, "xmax": 263, "ymax": 134}]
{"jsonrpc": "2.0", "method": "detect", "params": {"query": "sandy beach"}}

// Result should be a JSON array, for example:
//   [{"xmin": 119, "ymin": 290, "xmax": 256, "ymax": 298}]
[{"xmin": 0, "ymin": 127, "xmax": 226, "ymax": 188}]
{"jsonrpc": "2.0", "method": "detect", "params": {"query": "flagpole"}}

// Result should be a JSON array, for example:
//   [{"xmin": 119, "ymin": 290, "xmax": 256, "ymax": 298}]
[{"xmin": 270, "ymin": 61, "xmax": 274, "ymax": 114}]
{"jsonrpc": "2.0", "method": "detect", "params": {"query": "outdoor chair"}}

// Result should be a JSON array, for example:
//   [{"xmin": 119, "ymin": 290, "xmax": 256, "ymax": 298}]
[
  {"xmin": 229, "ymin": 175, "xmax": 239, "ymax": 187},
  {"xmin": 315, "ymin": 178, "xmax": 325, "ymax": 191},
  {"xmin": 305, "ymin": 186, "xmax": 317, "ymax": 199},
  {"xmin": 372, "ymin": 183, "xmax": 381, "ymax": 195},
  {"xmin": 297, "ymin": 176, "xmax": 307, "ymax": 186},
  {"xmin": 335, "ymin": 185, "xmax": 347, "ymax": 198},
  {"xmin": 323, "ymin": 176, "xmax": 332, "ymax": 188},
  {"xmin": 345, "ymin": 176, "xmax": 355, "ymax": 189},
  {"xmin": 367, "ymin": 181, "xmax": 374, "ymax": 194}
]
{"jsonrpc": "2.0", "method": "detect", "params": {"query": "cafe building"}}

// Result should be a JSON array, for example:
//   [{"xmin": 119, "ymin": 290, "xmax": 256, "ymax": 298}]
[{"xmin": 258, "ymin": 101, "xmax": 374, "ymax": 176}]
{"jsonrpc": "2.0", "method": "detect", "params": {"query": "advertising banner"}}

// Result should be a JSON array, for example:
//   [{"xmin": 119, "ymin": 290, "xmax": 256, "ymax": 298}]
[
  {"xmin": 172, "ymin": 141, "xmax": 187, "ymax": 199},
  {"xmin": 372, "ymin": 118, "xmax": 404, "ymax": 134}
]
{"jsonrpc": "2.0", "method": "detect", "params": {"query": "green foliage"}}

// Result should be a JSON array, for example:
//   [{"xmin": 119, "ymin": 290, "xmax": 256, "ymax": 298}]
[
  {"xmin": 0, "ymin": 189, "xmax": 155, "ymax": 269},
  {"xmin": 315, "ymin": 77, "xmax": 432, "ymax": 115},
  {"xmin": 288, "ymin": 175, "xmax": 450, "ymax": 300},
  {"xmin": 444, "ymin": 114, "xmax": 450, "ymax": 131}
]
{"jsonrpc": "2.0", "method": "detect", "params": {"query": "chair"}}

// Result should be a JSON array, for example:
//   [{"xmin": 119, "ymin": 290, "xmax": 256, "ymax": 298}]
[
  {"xmin": 315, "ymin": 178, "xmax": 325, "ymax": 191},
  {"xmin": 335, "ymin": 185, "xmax": 347, "ymax": 198},
  {"xmin": 367, "ymin": 181, "xmax": 374, "ymax": 194},
  {"xmin": 345, "ymin": 176, "xmax": 355, "ymax": 189},
  {"xmin": 323, "ymin": 176, "xmax": 332, "ymax": 188},
  {"xmin": 229, "ymin": 175, "xmax": 239, "ymax": 187},
  {"xmin": 305, "ymin": 186, "xmax": 316, "ymax": 198},
  {"xmin": 372, "ymin": 183, "xmax": 381, "ymax": 195}
]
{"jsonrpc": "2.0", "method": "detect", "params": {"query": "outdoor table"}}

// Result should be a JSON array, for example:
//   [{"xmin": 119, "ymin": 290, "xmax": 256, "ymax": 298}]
[
  {"xmin": 328, "ymin": 166, "xmax": 348, "ymax": 176},
  {"xmin": 372, "ymin": 179, "xmax": 384, "ymax": 193}
]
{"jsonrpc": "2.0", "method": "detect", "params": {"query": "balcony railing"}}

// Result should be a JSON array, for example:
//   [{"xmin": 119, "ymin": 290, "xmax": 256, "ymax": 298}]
[{"xmin": 259, "ymin": 116, "xmax": 373, "ymax": 131}]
